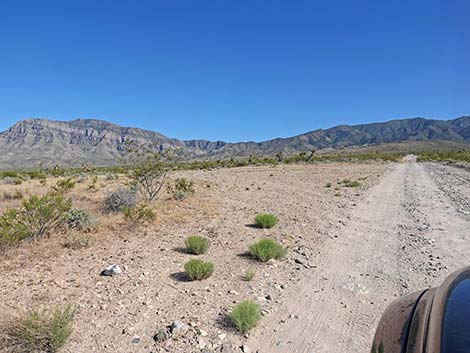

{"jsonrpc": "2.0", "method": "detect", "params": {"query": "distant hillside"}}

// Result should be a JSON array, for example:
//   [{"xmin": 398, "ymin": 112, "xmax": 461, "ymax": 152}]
[{"xmin": 0, "ymin": 116, "xmax": 469, "ymax": 169}]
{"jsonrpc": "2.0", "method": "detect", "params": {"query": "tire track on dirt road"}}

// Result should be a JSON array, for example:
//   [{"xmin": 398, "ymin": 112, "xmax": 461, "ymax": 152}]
[{"xmin": 249, "ymin": 161, "xmax": 470, "ymax": 353}]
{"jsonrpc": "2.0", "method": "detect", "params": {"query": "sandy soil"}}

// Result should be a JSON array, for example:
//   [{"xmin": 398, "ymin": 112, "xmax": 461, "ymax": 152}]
[{"xmin": 1, "ymin": 160, "xmax": 468, "ymax": 353}]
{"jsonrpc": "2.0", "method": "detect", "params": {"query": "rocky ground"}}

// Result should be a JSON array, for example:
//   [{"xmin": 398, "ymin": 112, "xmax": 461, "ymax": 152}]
[{"xmin": 0, "ymin": 162, "xmax": 387, "ymax": 353}]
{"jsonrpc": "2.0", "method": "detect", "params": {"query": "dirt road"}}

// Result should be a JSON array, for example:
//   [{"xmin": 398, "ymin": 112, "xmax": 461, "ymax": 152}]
[{"xmin": 250, "ymin": 161, "xmax": 470, "ymax": 353}]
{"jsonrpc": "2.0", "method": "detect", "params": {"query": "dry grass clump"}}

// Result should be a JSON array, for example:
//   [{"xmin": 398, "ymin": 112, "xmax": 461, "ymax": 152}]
[
  {"xmin": 62, "ymin": 231, "xmax": 93, "ymax": 250},
  {"xmin": 122, "ymin": 205, "xmax": 156, "ymax": 225},
  {"xmin": 0, "ymin": 305, "xmax": 75, "ymax": 353},
  {"xmin": 242, "ymin": 268, "xmax": 256, "ymax": 281}
]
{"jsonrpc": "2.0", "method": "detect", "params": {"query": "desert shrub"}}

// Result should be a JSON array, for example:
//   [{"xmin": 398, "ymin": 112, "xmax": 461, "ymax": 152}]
[
  {"xmin": 184, "ymin": 235, "xmax": 210, "ymax": 255},
  {"xmin": 254, "ymin": 213, "xmax": 278, "ymax": 229},
  {"xmin": 243, "ymin": 268, "xmax": 256, "ymax": 281},
  {"xmin": 122, "ymin": 205, "xmax": 156, "ymax": 224},
  {"xmin": 125, "ymin": 144, "xmax": 173, "ymax": 201},
  {"xmin": 88, "ymin": 176, "xmax": 98, "ymax": 191},
  {"xmin": 63, "ymin": 231, "xmax": 93, "ymax": 249},
  {"xmin": 102, "ymin": 188, "xmax": 137, "ymax": 213},
  {"xmin": 0, "ymin": 191, "xmax": 73, "ymax": 248},
  {"xmin": 51, "ymin": 166, "xmax": 66, "ymax": 177},
  {"xmin": 0, "ymin": 209, "xmax": 30, "ymax": 250},
  {"xmin": 249, "ymin": 238, "xmax": 287, "ymax": 262},
  {"xmin": 230, "ymin": 301, "xmax": 261, "ymax": 333},
  {"xmin": 105, "ymin": 174, "xmax": 118, "ymax": 181},
  {"xmin": 184, "ymin": 259, "xmax": 214, "ymax": 281},
  {"xmin": 53, "ymin": 178, "xmax": 76, "ymax": 193},
  {"xmin": 21, "ymin": 191, "xmax": 72, "ymax": 241},
  {"xmin": 66, "ymin": 208, "xmax": 93, "ymax": 230},
  {"xmin": 26, "ymin": 170, "xmax": 47, "ymax": 180},
  {"xmin": 1, "ymin": 305, "xmax": 75, "ymax": 353},
  {"xmin": 3, "ymin": 190, "xmax": 24, "ymax": 201},
  {"xmin": 170, "ymin": 177, "xmax": 195, "ymax": 200}
]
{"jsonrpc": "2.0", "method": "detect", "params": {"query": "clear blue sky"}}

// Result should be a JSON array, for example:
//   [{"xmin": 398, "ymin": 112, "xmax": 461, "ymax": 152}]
[{"xmin": 0, "ymin": 1, "xmax": 469, "ymax": 142}]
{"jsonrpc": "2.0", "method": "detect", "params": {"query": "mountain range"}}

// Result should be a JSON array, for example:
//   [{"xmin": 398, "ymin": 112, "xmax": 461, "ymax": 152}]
[{"xmin": 0, "ymin": 116, "xmax": 469, "ymax": 170}]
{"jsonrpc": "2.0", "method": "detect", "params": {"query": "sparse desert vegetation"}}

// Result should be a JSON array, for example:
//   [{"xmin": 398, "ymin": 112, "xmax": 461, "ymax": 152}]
[{"xmin": 0, "ymin": 162, "xmax": 388, "ymax": 352}]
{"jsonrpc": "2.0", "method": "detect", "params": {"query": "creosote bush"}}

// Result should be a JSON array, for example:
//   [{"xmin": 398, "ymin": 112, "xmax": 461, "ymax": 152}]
[
  {"xmin": 254, "ymin": 213, "xmax": 278, "ymax": 229},
  {"xmin": 249, "ymin": 238, "xmax": 287, "ymax": 262},
  {"xmin": 122, "ymin": 205, "xmax": 156, "ymax": 225},
  {"xmin": 184, "ymin": 235, "xmax": 210, "ymax": 255},
  {"xmin": 102, "ymin": 188, "xmax": 137, "ymax": 213},
  {"xmin": 230, "ymin": 301, "xmax": 261, "ymax": 333},
  {"xmin": 1, "ymin": 305, "xmax": 75, "ymax": 353},
  {"xmin": 184, "ymin": 259, "xmax": 214, "ymax": 281},
  {"xmin": 0, "ymin": 191, "xmax": 72, "ymax": 250}
]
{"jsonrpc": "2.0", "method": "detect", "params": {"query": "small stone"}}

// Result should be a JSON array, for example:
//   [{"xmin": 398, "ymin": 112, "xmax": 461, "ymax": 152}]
[
  {"xmin": 153, "ymin": 328, "xmax": 168, "ymax": 343},
  {"xmin": 131, "ymin": 336, "xmax": 140, "ymax": 344},
  {"xmin": 220, "ymin": 344, "xmax": 235, "ymax": 353},
  {"xmin": 170, "ymin": 320, "xmax": 189, "ymax": 334},
  {"xmin": 241, "ymin": 344, "xmax": 251, "ymax": 353},
  {"xmin": 100, "ymin": 264, "xmax": 123, "ymax": 276}
]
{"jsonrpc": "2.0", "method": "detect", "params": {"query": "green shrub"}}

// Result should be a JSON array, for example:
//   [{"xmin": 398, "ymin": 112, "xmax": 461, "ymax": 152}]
[
  {"xmin": 184, "ymin": 259, "xmax": 214, "ymax": 281},
  {"xmin": 54, "ymin": 178, "xmax": 76, "ymax": 193},
  {"xmin": 21, "ymin": 191, "xmax": 72, "ymax": 241},
  {"xmin": 26, "ymin": 170, "xmax": 47, "ymax": 180},
  {"xmin": 1, "ymin": 305, "xmax": 75, "ymax": 353},
  {"xmin": 66, "ymin": 208, "xmax": 94, "ymax": 230},
  {"xmin": 184, "ymin": 235, "xmax": 210, "ymax": 255},
  {"xmin": 102, "ymin": 188, "xmax": 137, "ymax": 213},
  {"xmin": 63, "ymin": 231, "xmax": 93, "ymax": 249},
  {"xmin": 254, "ymin": 213, "xmax": 278, "ymax": 229},
  {"xmin": 1, "ymin": 171, "xmax": 18, "ymax": 178},
  {"xmin": 0, "ymin": 209, "xmax": 30, "ymax": 250},
  {"xmin": 88, "ymin": 176, "xmax": 98, "ymax": 191},
  {"xmin": 230, "ymin": 301, "xmax": 261, "ymax": 333},
  {"xmin": 249, "ymin": 238, "xmax": 287, "ymax": 262},
  {"xmin": 243, "ymin": 268, "xmax": 256, "ymax": 281},
  {"xmin": 123, "ymin": 205, "xmax": 156, "ymax": 224}
]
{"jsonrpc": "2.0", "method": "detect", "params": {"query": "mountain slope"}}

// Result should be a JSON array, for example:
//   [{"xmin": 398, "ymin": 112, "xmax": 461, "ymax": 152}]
[{"xmin": 0, "ymin": 116, "xmax": 469, "ymax": 169}]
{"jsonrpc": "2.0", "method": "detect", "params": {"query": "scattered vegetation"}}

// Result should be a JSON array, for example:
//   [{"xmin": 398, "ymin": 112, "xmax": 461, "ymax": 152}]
[
  {"xmin": 184, "ymin": 235, "xmax": 210, "ymax": 255},
  {"xmin": 87, "ymin": 176, "xmax": 98, "ymax": 191},
  {"xmin": 184, "ymin": 259, "xmax": 214, "ymax": 281},
  {"xmin": 122, "ymin": 205, "xmax": 156, "ymax": 225},
  {"xmin": 1, "ymin": 305, "xmax": 75, "ymax": 353},
  {"xmin": 243, "ymin": 268, "xmax": 256, "ymax": 281},
  {"xmin": 249, "ymin": 238, "xmax": 287, "ymax": 262},
  {"xmin": 254, "ymin": 213, "xmax": 278, "ymax": 229},
  {"xmin": 102, "ymin": 187, "xmax": 137, "ymax": 213},
  {"xmin": 337, "ymin": 179, "xmax": 361, "ymax": 188},
  {"xmin": 229, "ymin": 301, "xmax": 261, "ymax": 333},
  {"xmin": 66, "ymin": 208, "xmax": 94, "ymax": 231},
  {"xmin": 418, "ymin": 150, "xmax": 470, "ymax": 163}
]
